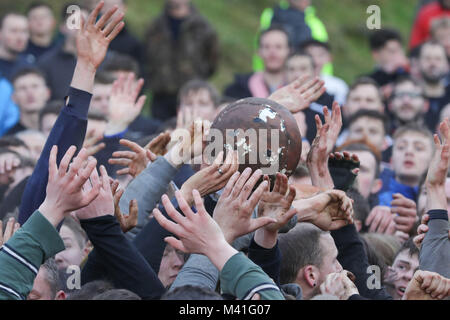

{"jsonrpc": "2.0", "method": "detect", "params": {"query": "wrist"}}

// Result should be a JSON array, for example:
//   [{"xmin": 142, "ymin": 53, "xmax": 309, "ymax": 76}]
[
  {"xmin": 38, "ymin": 200, "xmax": 65, "ymax": 228},
  {"xmin": 426, "ymin": 186, "xmax": 447, "ymax": 211},
  {"xmin": 205, "ymin": 238, "xmax": 238, "ymax": 271},
  {"xmin": 293, "ymin": 198, "xmax": 316, "ymax": 223},
  {"xmin": 71, "ymin": 61, "xmax": 96, "ymax": 94},
  {"xmin": 179, "ymin": 185, "xmax": 194, "ymax": 206},
  {"xmin": 254, "ymin": 228, "xmax": 278, "ymax": 249}
]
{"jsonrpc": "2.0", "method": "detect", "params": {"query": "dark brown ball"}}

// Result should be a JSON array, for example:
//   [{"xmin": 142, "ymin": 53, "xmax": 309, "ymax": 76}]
[{"xmin": 207, "ymin": 97, "xmax": 302, "ymax": 177}]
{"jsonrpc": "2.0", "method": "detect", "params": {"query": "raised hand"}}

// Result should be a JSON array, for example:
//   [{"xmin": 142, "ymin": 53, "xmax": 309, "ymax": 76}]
[
  {"xmin": 268, "ymin": 75, "xmax": 326, "ymax": 113},
  {"xmin": 328, "ymin": 152, "xmax": 360, "ymax": 192},
  {"xmin": 111, "ymin": 180, "xmax": 138, "ymax": 233},
  {"xmin": 257, "ymin": 173, "xmax": 297, "ymax": 233},
  {"xmin": 365, "ymin": 205, "xmax": 396, "ymax": 234},
  {"xmin": 145, "ymin": 131, "xmax": 171, "ymax": 156},
  {"xmin": 74, "ymin": 165, "xmax": 114, "ymax": 221},
  {"xmin": 153, "ymin": 190, "xmax": 240, "ymax": 271},
  {"xmin": 320, "ymin": 271, "xmax": 359, "ymax": 300},
  {"xmin": 315, "ymin": 103, "xmax": 343, "ymax": 154},
  {"xmin": 38, "ymin": 146, "xmax": 100, "ymax": 227},
  {"xmin": 180, "ymin": 151, "xmax": 239, "ymax": 206},
  {"xmin": 104, "ymin": 73, "xmax": 146, "ymax": 136},
  {"xmin": 413, "ymin": 213, "xmax": 450, "ymax": 249},
  {"xmin": 391, "ymin": 193, "xmax": 417, "ymax": 234},
  {"xmin": 76, "ymin": 1, "xmax": 125, "ymax": 70},
  {"xmin": 403, "ymin": 270, "xmax": 450, "ymax": 300},
  {"xmin": 213, "ymin": 168, "xmax": 277, "ymax": 244},
  {"xmin": 294, "ymin": 189, "xmax": 354, "ymax": 230},
  {"xmin": 109, "ymin": 139, "xmax": 156, "ymax": 177},
  {"xmin": 425, "ymin": 118, "xmax": 450, "ymax": 211},
  {"xmin": 0, "ymin": 152, "xmax": 21, "ymax": 185},
  {"xmin": 83, "ymin": 128, "xmax": 106, "ymax": 156},
  {"xmin": 0, "ymin": 217, "xmax": 20, "ymax": 246}
]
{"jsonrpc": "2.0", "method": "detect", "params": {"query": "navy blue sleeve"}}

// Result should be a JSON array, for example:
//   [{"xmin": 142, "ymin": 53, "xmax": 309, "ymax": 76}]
[
  {"xmin": 331, "ymin": 224, "xmax": 393, "ymax": 300},
  {"xmin": 80, "ymin": 215, "xmax": 165, "ymax": 300},
  {"xmin": 18, "ymin": 88, "xmax": 91, "ymax": 225},
  {"xmin": 248, "ymin": 237, "xmax": 281, "ymax": 286}
]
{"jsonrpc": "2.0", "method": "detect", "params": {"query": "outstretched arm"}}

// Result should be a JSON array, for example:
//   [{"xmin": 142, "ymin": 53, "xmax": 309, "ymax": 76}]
[{"xmin": 18, "ymin": 2, "xmax": 125, "ymax": 225}]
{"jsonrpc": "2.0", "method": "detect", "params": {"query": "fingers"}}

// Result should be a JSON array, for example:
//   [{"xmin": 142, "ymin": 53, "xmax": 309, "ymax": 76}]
[
  {"xmin": 58, "ymin": 146, "xmax": 77, "ymax": 178},
  {"xmin": 192, "ymin": 189, "xmax": 207, "ymax": 218},
  {"xmin": 222, "ymin": 171, "xmax": 240, "ymax": 198},
  {"xmin": 102, "ymin": 9, "xmax": 125, "ymax": 39},
  {"xmin": 164, "ymin": 236, "xmax": 188, "ymax": 254},
  {"xmin": 99, "ymin": 165, "xmax": 111, "ymax": 193},
  {"xmin": 240, "ymin": 169, "xmax": 263, "ymax": 201},
  {"xmin": 106, "ymin": 20, "xmax": 125, "ymax": 42},
  {"xmin": 119, "ymin": 139, "xmax": 144, "ymax": 154},
  {"xmin": 87, "ymin": 142, "xmax": 106, "ymax": 156},
  {"xmin": 127, "ymin": 199, "xmax": 138, "ymax": 229},
  {"xmin": 175, "ymin": 190, "xmax": 196, "ymax": 220},
  {"xmin": 246, "ymin": 179, "xmax": 268, "ymax": 211},
  {"xmin": 232, "ymin": 167, "xmax": 252, "ymax": 198},
  {"xmin": 81, "ymin": 167, "xmax": 101, "ymax": 207},
  {"xmin": 161, "ymin": 194, "xmax": 186, "ymax": 226},
  {"xmin": 153, "ymin": 208, "xmax": 184, "ymax": 237},
  {"xmin": 113, "ymin": 188, "xmax": 124, "ymax": 217},
  {"xmin": 87, "ymin": 1, "xmax": 105, "ymax": 27},
  {"xmin": 74, "ymin": 156, "xmax": 98, "ymax": 190},
  {"xmin": 3, "ymin": 217, "xmax": 16, "ymax": 243},
  {"xmin": 95, "ymin": 4, "xmax": 118, "ymax": 30},
  {"xmin": 48, "ymin": 145, "xmax": 58, "ymax": 181},
  {"xmin": 413, "ymin": 233, "xmax": 425, "ymax": 249}
]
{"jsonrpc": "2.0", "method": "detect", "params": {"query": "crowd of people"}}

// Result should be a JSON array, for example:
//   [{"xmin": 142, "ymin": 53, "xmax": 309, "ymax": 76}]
[{"xmin": 0, "ymin": 0, "xmax": 449, "ymax": 301}]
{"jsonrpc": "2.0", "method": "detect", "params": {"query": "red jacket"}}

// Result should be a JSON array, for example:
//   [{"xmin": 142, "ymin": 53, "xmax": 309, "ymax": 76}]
[{"xmin": 410, "ymin": 2, "xmax": 450, "ymax": 49}]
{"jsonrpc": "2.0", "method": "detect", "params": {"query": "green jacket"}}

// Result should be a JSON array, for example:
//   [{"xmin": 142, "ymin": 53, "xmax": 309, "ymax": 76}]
[
  {"xmin": 0, "ymin": 211, "xmax": 64, "ymax": 300},
  {"xmin": 220, "ymin": 252, "xmax": 285, "ymax": 300}
]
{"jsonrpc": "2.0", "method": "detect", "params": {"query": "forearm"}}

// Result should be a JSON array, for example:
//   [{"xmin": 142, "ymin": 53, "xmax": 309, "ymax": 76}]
[
  {"xmin": 0, "ymin": 211, "xmax": 64, "ymax": 300},
  {"xmin": 70, "ymin": 60, "xmax": 96, "ymax": 94},
  {"xmin": 80, "ymin": 215, "xmax": 165, "ymax": 300},
  {"xmin": 121, "ymin": 156, "xmax": 179, "ymax": 240},
  {"xmin": 307, "ymin": 161, "xmax": 334, "ymax": 190},
  {"xmin": 18, "ymin": 88, "xmax": 91, "ymax": 225},
  {"xmin": 419, "ymin": 210, "xmax": 450, "ymax": 278}
]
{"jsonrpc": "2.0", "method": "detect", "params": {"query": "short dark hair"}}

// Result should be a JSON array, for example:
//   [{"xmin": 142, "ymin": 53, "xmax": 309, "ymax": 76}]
[
  {"xmin": 177, "ymin": 79, "xmax": 220, "ymax": 108},
  {"xmin": 11, "ymin": 67, "xmax": 47, "ymax": 86},
  {"xmin": 258, "ymin": 24, "xmax": 290, "ymax": 48},
  {"xmin": 287, "ymin": 49, "xmax": 316, "ymax": 69},
  {"xmin": 94, "ymin": 71, "xmax": 116, "ymax": 85},
  {"xmin": 0, "ymin": 135, "xmax": 27, "ymax": 149},
  {"xmin": 278, "ymin": 223, "xmax": 328, "ymax": 284},
  {"xmin": 161, "ymin": 285, "xmax": 223, "ymax": 300},
  {"xmin": 337, "ymin": 139, "xmax": 382, "ymax": 178},
  {"xmin": 68, "ymin": 280, "xmax": 115, "ymax": 300},
  {"xmin": 39, "ymin": 100, "xmax": 63, "ymax": 130},
  {"xmin": 102, "ymin": 52, "xmax": 140, "ymax": 76},
  {"xmin": 41, "ymin": 258, "xmax": 59, "ymax": 299},
  {"xmin": 393, "ymin": 238, "xmax": 419, "ymax": 262},
  {"xmin": 347, "ymin": 109, "xmax": 390, "ymax": 136},
  {"xmin": 93, "ymin": 289, "xmax": 141, "ymax": 300},
  {"xmin": 393, "ymin": 123, "xmax": 434, "ymax": 148},
  {"xmin": 369, "ymin": 28, "xmax": 403, "ymax": 51},
  {"xmin": 26, "ymin": 2, "xmax": 53, "ymax": 15},
  {"xmin": 299, "ymin": 39, "xmax": 331, "ymax": 52},
  {"xmin": 347, "ymin": 76, "xmax": 383, "ymax": 103}
]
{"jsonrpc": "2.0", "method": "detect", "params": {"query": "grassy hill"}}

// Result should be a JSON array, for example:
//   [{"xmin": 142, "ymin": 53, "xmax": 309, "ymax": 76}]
[{"xmin": 0, "ymin": 0, "xmax": 417, "ymax": 99}]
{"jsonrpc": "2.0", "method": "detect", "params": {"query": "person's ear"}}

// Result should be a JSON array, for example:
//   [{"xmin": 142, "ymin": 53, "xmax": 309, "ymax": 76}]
[
  {"xmin": 371, "ymin": 178, "xmax": 383, "ymax": 194},
  {"xmin": 83, "ymin": 241, "xmax": 93, "ymax": 258},
  {"xmin": 302, "ymin": 265, "xmax": 320, "ymax": 288},
  {"xmin": 55, "ymin": 290, "xmax": 66, "ymax": 300}
]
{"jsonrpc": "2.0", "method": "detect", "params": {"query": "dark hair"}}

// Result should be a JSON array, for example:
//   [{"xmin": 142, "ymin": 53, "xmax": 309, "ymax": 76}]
[
  {"xmin": 393, "ymin": 238, "xmax": 419, "ymax": 261},
  {"xmin": 299, "ymin": 39, "xmax": 331, "ymax": 52},
  {"xmin": 67, "ymin": 280, "xmax": 115, "ymax": 300},
  {"xmin": 39, "ymin": 100, "xmax": 63, "ymax": 130},
  {"xmin": 161, "ymin": 285, "xmax": 223, "ymax": 300},
  {"xmin": 346, "ymin": 188, "xmax": 371, "ymax": 230},
  {"xmin": 177, "ymin": 79, "xmax": 220, "ymax": 108},
  {"xmin": 347, "ymin": 109, "xmax": 390, "ymax": 136},
  {"xmin": 347, "ymin": 76, "xmax": 383, "ymax": 103},
  {"xmin": 26, "ymin": 2, "xmax": 53, "ymax": 15},
  {"xmin": 278, "ymin": 223, "xmax": 328, "ymax": 284},
  {"xmin": 102, "ymin": 52, "xmax": 140, "ymax": 76},
  {"xmin": 93, "ymin": 289, "xmax": 141, "ymax": 300},
  {"xmin": 87, "ymin": 111, "xmax": 107, "ymax": 122},
  {"xmin": 292, "ymin": 163, "xmax": 310, "ymax": 179},
  {"xmin": 393, "ymin": 123, "xmax": 434, "ymax": 148},
  {"xmin": 287, "ymin": 49, "xmax": 316, "ymax": 69},
  {"xmin": 360, "ymin": 235, "xmax": 388, "ymax": 281},
  {"xmin": 94, "ymin": 71, "xmax": 116, "ymax": 85},
  {"xmin": 11, "ymin": 67, "xmax": 47, "ymax": 86},
  {"xmin": 41, "ymin": 258, "xmax": 59, "ymax": 299},
  {"xmin": 0, "ymin": 135, "xmax": 27, "ymax": 149},
  {"xmin": 337, "ymin": 139, "xmax": 382, "ymax": 179},
  {"xmin": 258, "ymin": 24, "xmax": 290, "ymax": 48},
  {"xmin": 369, "ymin": 28, "xmax": 403, "ymax": 51}
]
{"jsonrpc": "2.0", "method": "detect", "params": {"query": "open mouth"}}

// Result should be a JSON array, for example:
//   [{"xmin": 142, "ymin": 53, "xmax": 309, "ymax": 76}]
[
  {"xmin": 397, "ymin": 286, "xmax": 406, "ymax": 297},
  {"xmin": 403, "ymin": 160, "xmax": 415, "ymax": 168}
]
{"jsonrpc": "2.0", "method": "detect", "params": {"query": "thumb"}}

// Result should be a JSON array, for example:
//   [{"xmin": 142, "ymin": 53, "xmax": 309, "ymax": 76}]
[{"xmin": 250, "ymin": 217, "xmax": 277, "ymax": 232}]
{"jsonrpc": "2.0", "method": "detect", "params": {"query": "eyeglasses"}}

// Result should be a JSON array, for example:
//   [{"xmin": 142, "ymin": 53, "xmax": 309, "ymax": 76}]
[{"xmin": 393, "ymin": 92, "xmax": 423, "ymax": 99}]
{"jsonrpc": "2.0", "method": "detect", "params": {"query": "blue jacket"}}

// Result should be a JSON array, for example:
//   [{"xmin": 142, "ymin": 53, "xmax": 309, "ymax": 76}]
[
  {"xmin": 0, "ymin": 78, "xmax": 19, "ymax": 137},
  {"xmin": 378, "ymin": 168, "xmax": 419, "ymax": 207}
]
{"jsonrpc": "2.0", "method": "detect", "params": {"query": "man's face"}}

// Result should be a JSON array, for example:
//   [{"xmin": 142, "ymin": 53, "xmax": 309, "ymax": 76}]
[
  {"xmin": 259, "ymin": 30, "xmax": 290, "ymax": 73},
  {"xmin": 55, "ymin": 226, "xmax": 86, "ymax": 271},
  {"xmin": 41, "ymin": 113, "xmax": 58, "ymax": 137},
  {"xmin": 387, "ymin": 250, "xmax": 419, "ymax": 300},
  {"xmin": 91, "ymin": 83, "xmax": 112, "ymax": 116},
  {"xmin": 390, "ymin": 81, "xmax": 426, "ymax": 122},
  {"xmin": 179, "ymin": 89, "xmax": 216, "ymax": 122},
  {"xmin": 0, "ymin": 14, "xmax": 29, "ymax": 54},
  {"xmin": 345, "ymin": 150, "xmax": 378, "ymax": 199},
  {"xmin": 344, "ymin": 84, "xmax": 383, "ymax": 119},
  {"xmin": 304, "ymin": 45, "xmax": 330, "ymax": 76},
  {"xmin": 13, "ymin": 74, "xmax": 50, "ymax": 113},
  {"xmin": 286, "ymin": 55, "xmax": 315, "ymax": 84},
  {"xmin": 28, "ymin": 6, "xmax": 56, "ymax": 37},
  {"xmin": 419, "ymin": 44, "xmax": 449, "ymax": 83},
  {"xmin": 392, "ymin": 132, "xmax": 433, "ymax": 183},
  {"xmin": 158, "ymin": 244, "xmax": 185, "ymax": 288},
  {"xmin": 433, "ymin": 26, "xmax": 450, "ymax": 58},
  {"xmin": 348, "ymin": 117, "xmax": 386, "ymax": 152},
  {"xmin": 28, "ymin": 267, "xmax": 54, "ymax": 300},
  {"xmin": 373, "ymin": 40, "xmax": 407, "ymax": 73},
  {"xmin": 317, "ymin": 234, "xmax": 343, "ymax": 285}
]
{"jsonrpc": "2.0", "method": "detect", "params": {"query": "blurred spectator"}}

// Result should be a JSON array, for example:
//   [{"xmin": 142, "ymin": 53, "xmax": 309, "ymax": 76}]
[
  {"xmin": 38, "ymin": 100, "xmax": 63, "ymax": 137},
  {"xmin": 0, "ymin": 12, "xmax": 32, "ymax": 80},
  {"xmin": 145, "ymin": 0, "xmax": 219, "ymax": 121},
  {"xmin": 255, "ymin": 0, "xmax": 329, "ymax": 73},
  {"xmin": 430, "ymin": 16, "xmax": 450, "ymax": 58},
  {"xmin": 24, "ymin": 2, "xmax": 60, "ymax": 63},
  {"xmin": 7, "ymin": 68, "xmax": 50, "ymax": 135},
  {"xmin": 367, "ymin": 28, "xmax": 410, "ymax": 99},
  {"xmin": 410, "ymin": 0, "xmax": 450, "ymax": 50}
]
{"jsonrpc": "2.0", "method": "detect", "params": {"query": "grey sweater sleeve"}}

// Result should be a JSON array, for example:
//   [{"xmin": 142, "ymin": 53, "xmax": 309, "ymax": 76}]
[
  {"xmin": 120, "ymin": 156, "xmax": 178, "ymax": 240},
  {"xmin": 419, "ymin": 210, "xmax": 450, "ymax": 278}
]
